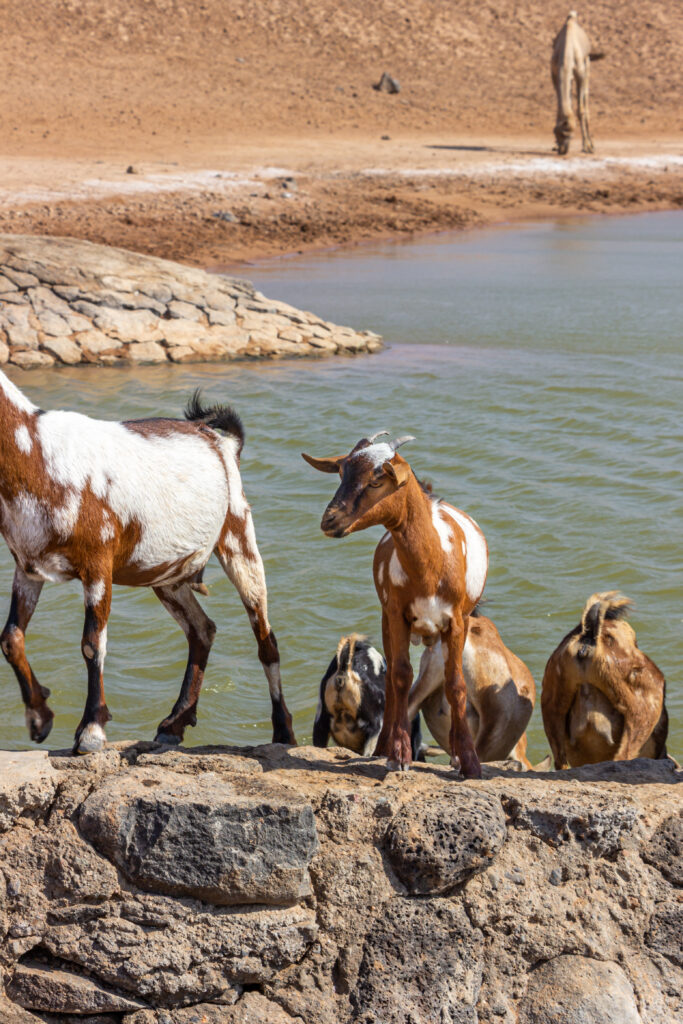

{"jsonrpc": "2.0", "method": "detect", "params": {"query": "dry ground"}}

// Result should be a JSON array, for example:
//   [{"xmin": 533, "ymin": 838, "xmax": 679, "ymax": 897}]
[{"xmin": 0, "ymin": 0, "xmax": 682, "ymax": 265}]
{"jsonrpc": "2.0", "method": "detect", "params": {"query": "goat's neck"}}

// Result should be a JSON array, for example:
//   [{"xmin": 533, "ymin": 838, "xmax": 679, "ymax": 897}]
[
  {"xmin": 0, "ymin": 370, "xmax": 39, "ymax": 492},
  {"xmin": 384, "ymin": 475, "xmax": 442, "ymax": 580}
]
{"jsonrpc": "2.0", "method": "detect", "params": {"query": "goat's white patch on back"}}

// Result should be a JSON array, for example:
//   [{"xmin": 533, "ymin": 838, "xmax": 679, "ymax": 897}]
[
  {"xmin": 440, "ymin": 504, "xmax": 488, "ymax": 603},
  {"xmin": 14, "ymin": 425, "xmax": 32, "ymax": 454},
  {"xmin": 389, "ymin": 550, "xmax": 408, "ymax": 586},
  {"xmin": 0, "ymin": 370, "xmax": 37, "ymax": 415},
  {"xmin": 36, "ymin": 412, "xmax": 231, "ymax": 572},
  {"xmin": 432, "ymin": 503, "xmax": 453, "ymax": 553}
]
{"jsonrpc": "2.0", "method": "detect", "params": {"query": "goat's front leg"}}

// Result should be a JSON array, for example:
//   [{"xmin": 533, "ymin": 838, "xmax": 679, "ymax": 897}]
[
  {"xmin": 74, "ymin": 575, "xmax": 113, "ymax": 753},
  {"xmin": 1, "ymin": 567, "xmax": 53, "ymax": 742},
  {"xmin": 154, "ymin": 582, "xmax": 216, "ymax": 745},
  {"xmin": 443, "ymin": 613, "xmax": 481, "ymax": 779},
  {"xmin": 374, "ymin": 612, "xmax": 413, "ymax": 771}
]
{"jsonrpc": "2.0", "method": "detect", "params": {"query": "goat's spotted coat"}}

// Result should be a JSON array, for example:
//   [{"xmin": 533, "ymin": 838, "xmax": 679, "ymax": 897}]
[{"xmin": 0, "ymin": 370, "xmax": 294, "ymax": 752}]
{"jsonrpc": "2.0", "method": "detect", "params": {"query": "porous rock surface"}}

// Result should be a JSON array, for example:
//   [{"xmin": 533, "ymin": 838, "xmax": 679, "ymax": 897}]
[
  {"xmin": 0, "ymin": 743, "xmax": 680, "ymax": 1024},
  {"xmin": 0, "ymin": 235, "xmax": 382, "ymax": 368}
]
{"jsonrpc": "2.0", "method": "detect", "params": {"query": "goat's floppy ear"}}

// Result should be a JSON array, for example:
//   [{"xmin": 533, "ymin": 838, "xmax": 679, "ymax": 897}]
[
  {"xmin": 302, "ymin": 452, "xmax": 345, "ymax": 474},
  {"xmin": 382, "ymin": 459, "xmax": 411, "ymax": 487}
]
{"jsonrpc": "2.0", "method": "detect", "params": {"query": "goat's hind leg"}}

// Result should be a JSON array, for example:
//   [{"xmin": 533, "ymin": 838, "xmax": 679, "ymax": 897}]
[
  {"xmin": 154, "ymin": 583, "xmax": 216, "ymax": 745},
  {"xmin": 74, "ymin": 575, "xmax": 113, "ymax": 753},
  {"xmin": 578, "ymin": 66, "xmax": 594, "ymax": 153},
  {"xmin": 215, "ymin": 528, "xmax": 295, "ymax": 745},
  {"xmin": 443, "ymin": 615, "xmax": 481, "ymax": 779},
  {"xmin": 1, "ymin": 567, "xmax": 53, "ymax": 742}
]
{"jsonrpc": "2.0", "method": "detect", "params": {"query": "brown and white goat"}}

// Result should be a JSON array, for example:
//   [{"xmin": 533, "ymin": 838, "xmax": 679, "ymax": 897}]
[
  {"xmin": 408, "ymin": 608, "xmax": 535, "ymax": 767},
  {"xmin": 303, "ymin": 433, "xmax": 487, "ymax": 777},
  {"xmin": 0, "ymin": 371, "xmax": 295, "ymax": 753},
  {"xmin": 541, "ymin": 591, "xmax": 668, "ymax": 768},
  {"xmin": 551, "ymin": 12, "xmax": 599, "ymax": 155}
]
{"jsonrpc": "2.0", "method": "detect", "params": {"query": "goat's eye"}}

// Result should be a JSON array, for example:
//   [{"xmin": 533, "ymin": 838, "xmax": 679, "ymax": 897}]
[{"xmin": 369, "ymin": 478, "xmax": 383, "ymax": 488}]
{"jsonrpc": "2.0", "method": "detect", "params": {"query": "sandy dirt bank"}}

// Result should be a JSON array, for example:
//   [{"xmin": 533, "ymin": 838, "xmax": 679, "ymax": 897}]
[{"xmin": 1, "ymin": 0, "xmax": 682, "ymax": 265}]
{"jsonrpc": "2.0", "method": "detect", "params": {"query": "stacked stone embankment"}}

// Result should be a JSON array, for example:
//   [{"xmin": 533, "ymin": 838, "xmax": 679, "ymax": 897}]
[
  {"xmin": 0, "ymin": 235, "xmax": 382, "ymax": 368},
  {"xmin": 0, "ymin": 745, "xmax": 680, "ymax": 1023}
]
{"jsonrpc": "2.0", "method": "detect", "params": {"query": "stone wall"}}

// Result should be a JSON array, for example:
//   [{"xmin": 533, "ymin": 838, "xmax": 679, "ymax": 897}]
[
  {"xmin": 0, "ymin": 236, "xmax": 382, "ymax": 368},
  {"xmin": 0, "ymin": 745, "xmax": 680, "ymax": 1024}
]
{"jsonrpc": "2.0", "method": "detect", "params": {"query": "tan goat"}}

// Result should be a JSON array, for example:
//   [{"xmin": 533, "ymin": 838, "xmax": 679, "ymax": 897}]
[
  {"xmin": 551, "ymin": 11, "xmax": 599, "ymax": 155},
  {"xmin": 541, "ymin": 591, "xmax": 668, "ymax": 768},
  {"xmin": 408, "ymin": 609, "xmax": 535, "ymax": 767}
]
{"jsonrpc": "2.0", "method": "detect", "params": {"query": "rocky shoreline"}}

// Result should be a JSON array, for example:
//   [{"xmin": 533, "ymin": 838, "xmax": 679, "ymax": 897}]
[
  {"xmin": 0, "ymin": 236, "xmax": 382, "ymax": 369},
  {"xmin": 0, "ymin": 744, "xmax": 680, "ymax": 1023}
]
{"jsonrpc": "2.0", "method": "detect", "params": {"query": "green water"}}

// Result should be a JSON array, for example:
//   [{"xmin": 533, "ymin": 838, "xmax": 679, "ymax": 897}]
[{"xmin": 1, "ymin": 212, "xmax": 681, "ymax": 760}]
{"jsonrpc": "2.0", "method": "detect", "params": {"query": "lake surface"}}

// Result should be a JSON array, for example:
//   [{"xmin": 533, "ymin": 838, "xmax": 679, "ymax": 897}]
[{"xmin": 1, "ymin": 211, "xmax": 681, "ymax": 760}]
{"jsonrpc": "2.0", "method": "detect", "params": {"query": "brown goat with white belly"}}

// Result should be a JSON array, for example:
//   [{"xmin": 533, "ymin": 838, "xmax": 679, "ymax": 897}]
[
  {"xmin": 303, "ymin": 433, "xmax": 487, "ymax": 777},
  {"xmin": 408, "ymin": 608, "xmax": 535, "ymax": 767},
  {"xmin": 541, "ymin": 591, "xmax": 668, "ymax": 768}
]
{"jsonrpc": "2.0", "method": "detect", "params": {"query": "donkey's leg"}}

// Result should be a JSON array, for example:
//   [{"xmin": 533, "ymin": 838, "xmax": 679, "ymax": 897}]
[
  {"xmin": 1, "ymin": 567, "xmax": 53, "ymax": 742},
  {"xmin": 74, "ymin": 575, "xmax": 113, "ymax": 753},
  {"xmin": 154, "ymin": 582, "xmax": 216, "ymax": 744},
  {"xmin": 215, "ymin": 520, "xmax": 295, "ymax": 745}
]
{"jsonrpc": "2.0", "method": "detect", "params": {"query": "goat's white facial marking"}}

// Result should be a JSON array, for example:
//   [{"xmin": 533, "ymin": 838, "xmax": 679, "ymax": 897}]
[
  {"xmin": 351, "ymin": 442, "xmax": 394, "ymax": 467},
  {"xmin": 14, "ymin": 426, "xmax": 33, "ymax": 454},
  {"xmin": 440, "ymin": 505, "xmax": 488, "ymax": 603},
  {"xmin": 389, "ymin": 551, "xmax": 408, "ymax": 587}
]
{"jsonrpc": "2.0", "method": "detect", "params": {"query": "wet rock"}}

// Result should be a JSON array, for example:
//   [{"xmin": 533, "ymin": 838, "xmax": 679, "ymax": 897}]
[
  {"xmin": 351, "ymin": 897, "xmax": 482, "ymax": 1023},
  {"xmin": 642, "ymin": 809, "xmax": 683, "ymax": 885},
  {"xmin": 79, "ymin": 767, "xmax": 319, "ymax": 905},
  {"xmin": 0, "ymin": 751, "xmax": 57, "ymax": 833},
  {"xmin": 517, "ymin": 955, "xmax": 641, "ymax": 1023},
  {"xmin": 385, "ymin": 789, "xmax": 506, "ymax": 894},
  {"xmin": 7, "ymin": 961, "xmax": 147, "ymax": 1014},
  {"xmin": 41, "ymin": 336, "xmax": 82, "ymax": 365}
]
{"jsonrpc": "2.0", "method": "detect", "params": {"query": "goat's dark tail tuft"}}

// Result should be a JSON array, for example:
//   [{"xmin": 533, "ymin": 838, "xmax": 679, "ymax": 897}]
[
  {"xmin": 578, "ymin": 591, "xmax": 632, "ymax": 654},
  {"xmin": 185, "ymin": 389, "xmax": 244, "ymax": 456}
]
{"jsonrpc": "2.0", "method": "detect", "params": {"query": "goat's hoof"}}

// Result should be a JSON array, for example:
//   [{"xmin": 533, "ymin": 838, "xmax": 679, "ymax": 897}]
[
  {"xmin": 154, "ymin": 731, "xmax": 181, "ymax": 746},
  {"xmin": 74, "ymin": 723, "xmax": 107, "ymax": 754},
  {"xmin": 449, "ymin": 755, "xmax": 461, "ymax": 770},
  {"xmin": 386, "ymin": 759, "xmax": 410, "ymax": 773}
]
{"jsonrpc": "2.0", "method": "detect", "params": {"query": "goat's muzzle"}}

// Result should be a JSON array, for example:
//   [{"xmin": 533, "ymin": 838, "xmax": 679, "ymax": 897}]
[{"xmin": 321, "ymin": 505, "xmax": 347, "ymax": 538}]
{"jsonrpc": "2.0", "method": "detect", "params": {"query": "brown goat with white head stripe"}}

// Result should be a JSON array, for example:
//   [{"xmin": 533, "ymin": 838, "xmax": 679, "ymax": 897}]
[
  {"xmin": 0, "ymin": 371, "xmax": 295, "ymax": 753},
  {"xmin": 303, "ymin": 433, "xmax": 488, "ymax": 777}
]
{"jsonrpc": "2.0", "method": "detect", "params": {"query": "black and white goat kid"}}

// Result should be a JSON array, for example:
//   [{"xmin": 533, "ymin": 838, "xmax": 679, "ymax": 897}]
[{"xmin": 313, "ymin": 634, "xmax": 423, "ymax": 758}]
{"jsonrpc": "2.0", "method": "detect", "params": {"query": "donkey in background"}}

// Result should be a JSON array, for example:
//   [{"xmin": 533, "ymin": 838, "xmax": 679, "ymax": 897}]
[{"xmin": 0, "ymin": 370, "xmax": 295, "ymax": 753}]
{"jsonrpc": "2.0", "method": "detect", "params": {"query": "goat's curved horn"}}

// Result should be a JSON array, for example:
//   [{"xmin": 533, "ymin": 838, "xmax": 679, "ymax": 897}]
[
  {"xmin": 390, "ymin": 435, "xmax": 415, "ymax": 451},
  {"xmin": 368, "ymin": 430, "xmax": 390, "ymax": 443}
]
